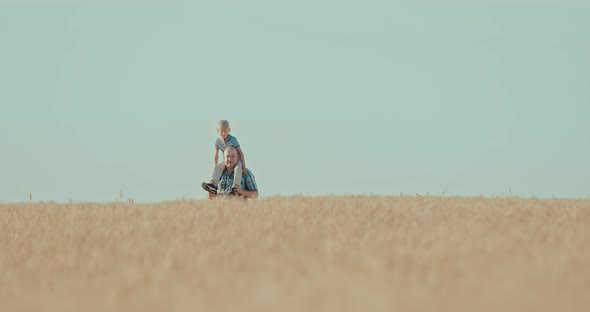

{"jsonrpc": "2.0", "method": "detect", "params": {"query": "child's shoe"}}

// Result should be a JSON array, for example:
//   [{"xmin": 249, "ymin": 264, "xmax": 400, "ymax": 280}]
[{"xmin": 201, "ymin": 182, "xmax": 217, "ymax": 194}]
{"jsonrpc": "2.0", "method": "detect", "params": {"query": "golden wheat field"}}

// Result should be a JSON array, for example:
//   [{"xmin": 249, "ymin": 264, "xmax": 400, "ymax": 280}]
[{"xmin": 1, "ymin": 196, "xmax": 589, "ymax": 312}]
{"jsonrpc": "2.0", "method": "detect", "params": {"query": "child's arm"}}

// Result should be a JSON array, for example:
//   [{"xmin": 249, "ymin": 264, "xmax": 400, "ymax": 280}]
[
  {"xmin": 214, "ymin": 149, "xmax": 219, "ymax": 165},
  {"xmin": 236, "ymin": 146, "xmax": 247, "ymax": 174}
]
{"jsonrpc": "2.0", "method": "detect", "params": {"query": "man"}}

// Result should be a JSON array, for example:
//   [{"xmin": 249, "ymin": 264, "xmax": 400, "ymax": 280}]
[{"xmin": 201, "ymin": 146, "xmax": 259, "ymax": 200}]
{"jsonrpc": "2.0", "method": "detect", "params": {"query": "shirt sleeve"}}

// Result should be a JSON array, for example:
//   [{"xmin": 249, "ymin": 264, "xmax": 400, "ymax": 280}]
[
  {"xmin": 243, "ymin": 170, "xmax": 257, "ymax": 191},
  {"xmin": 230, "ymin": 136, "xmax": 240, "ymax": 148}
]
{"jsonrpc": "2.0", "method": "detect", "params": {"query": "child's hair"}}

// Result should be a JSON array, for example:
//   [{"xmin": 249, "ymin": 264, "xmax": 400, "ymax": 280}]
[{"xmin": 218, "ymin": 120, "xmax": 230, "ymax": 129}]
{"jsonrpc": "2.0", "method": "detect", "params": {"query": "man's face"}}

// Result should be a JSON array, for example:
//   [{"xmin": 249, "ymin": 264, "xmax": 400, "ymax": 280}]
[
  {"xmin": 224, "ymin": 148, "xmax": 239, "ymax": 168},
  {"xmin": 217, "ymin": 127, "xmax": 230, "ymax": 140}
]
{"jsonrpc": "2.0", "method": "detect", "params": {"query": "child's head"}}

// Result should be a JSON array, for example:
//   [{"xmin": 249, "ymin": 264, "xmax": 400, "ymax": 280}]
[{"xmin": 217, "ymin": 120, "xmax": 231, "ymax": 139}]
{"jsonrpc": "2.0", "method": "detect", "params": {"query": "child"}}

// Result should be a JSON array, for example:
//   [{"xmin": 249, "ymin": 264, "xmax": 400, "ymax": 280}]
[{"xmin": 202, "ymin": 120, "xmax": 247, "ymax": 194}]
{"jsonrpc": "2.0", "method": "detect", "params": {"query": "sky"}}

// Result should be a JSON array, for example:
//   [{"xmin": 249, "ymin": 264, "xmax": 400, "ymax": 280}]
[{"xmin": 1, "ymin": 1, "xmax": 589, "ymax": 202}]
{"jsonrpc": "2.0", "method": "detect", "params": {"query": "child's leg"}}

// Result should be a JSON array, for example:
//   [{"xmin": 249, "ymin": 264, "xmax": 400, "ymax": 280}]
[
  {"xmin": 210, "ymin": 163, "xmax": 225, "ymax": 185},
  {"xmin": 233, "ymin": 160, "xmax": 243, "ymax": 188}
]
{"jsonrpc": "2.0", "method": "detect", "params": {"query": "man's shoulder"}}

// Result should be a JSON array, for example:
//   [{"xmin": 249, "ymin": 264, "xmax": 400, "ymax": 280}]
[
  {"xmin": 244, "ymin": 168, "xmax": 256, "ymax": 181},
  {"xmin": 243, "ymin": 169, "xmax": 257, "ymax": 187}
]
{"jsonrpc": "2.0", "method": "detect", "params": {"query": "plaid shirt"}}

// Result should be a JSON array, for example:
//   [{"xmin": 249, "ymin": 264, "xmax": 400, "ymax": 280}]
[{"xmin": 218, "ymin": 167, "xmax": 257, "ymax": 195}]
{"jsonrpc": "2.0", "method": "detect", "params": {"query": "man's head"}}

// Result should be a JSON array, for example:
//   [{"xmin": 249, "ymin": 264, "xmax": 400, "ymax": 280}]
[
  {"xmin": 223, "ymin": 146, "xmax": 239, "ymax": 169},
  {"xmin": 217, "ymin": 120, "xmax": 231, "ymax": 140}
]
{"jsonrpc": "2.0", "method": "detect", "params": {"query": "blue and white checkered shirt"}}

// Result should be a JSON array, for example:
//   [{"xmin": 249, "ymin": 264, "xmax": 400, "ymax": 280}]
[
  {"xmin": 218, "ymin": 168, "xmax": 257, "ymax": 195},
  {"xmin": 215, "ymin": 135, "xmax": 240, "ymax": 153}
]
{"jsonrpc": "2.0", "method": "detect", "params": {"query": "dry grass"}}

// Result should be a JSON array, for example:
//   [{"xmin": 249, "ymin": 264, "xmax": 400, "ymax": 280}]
[{"xmin": 1, "ymin": 196, "xmax": 589, "ymax": 312}]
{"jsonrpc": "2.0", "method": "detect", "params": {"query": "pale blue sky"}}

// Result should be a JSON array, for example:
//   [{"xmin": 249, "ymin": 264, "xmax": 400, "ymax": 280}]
[{"xmin": 1, "ymin": 1, "xmax": 589, "ymax": 202}]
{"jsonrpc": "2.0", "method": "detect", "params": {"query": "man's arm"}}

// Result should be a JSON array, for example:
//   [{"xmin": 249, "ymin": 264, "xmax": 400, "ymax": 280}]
[
  {"xmin": 214, "ymin": 149, "xmax": 219, "ymax": 165},
  {"xmin": 236, "ymin": 188, "xmax": 258, "ymax": 199}
]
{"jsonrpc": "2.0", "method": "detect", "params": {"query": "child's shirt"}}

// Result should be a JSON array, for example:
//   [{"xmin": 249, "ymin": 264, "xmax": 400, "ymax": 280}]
[{"xmin": 215, "ymin": 134, "xmax": 240, "ymax": 155}]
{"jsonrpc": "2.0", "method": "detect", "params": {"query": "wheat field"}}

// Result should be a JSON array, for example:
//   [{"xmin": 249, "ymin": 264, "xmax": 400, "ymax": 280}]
[{"xmin": 1, "ymin": 196, "xmax": 589, "ymax": 312}]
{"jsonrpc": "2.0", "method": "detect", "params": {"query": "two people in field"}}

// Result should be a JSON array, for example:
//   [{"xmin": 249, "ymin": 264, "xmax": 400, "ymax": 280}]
[{"xmin": 201, "ymin": 120, "xmax": 258, "ymax": 199}]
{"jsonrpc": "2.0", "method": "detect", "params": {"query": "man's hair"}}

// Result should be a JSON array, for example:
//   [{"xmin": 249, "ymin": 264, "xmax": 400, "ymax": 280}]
[
  {"xmin": 218, "ymin": 120, "xmax": 230, "ymax": 129},
  {"xmin": 224, "ymin": 146, "xmax": 237, "ymax": 154}
]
